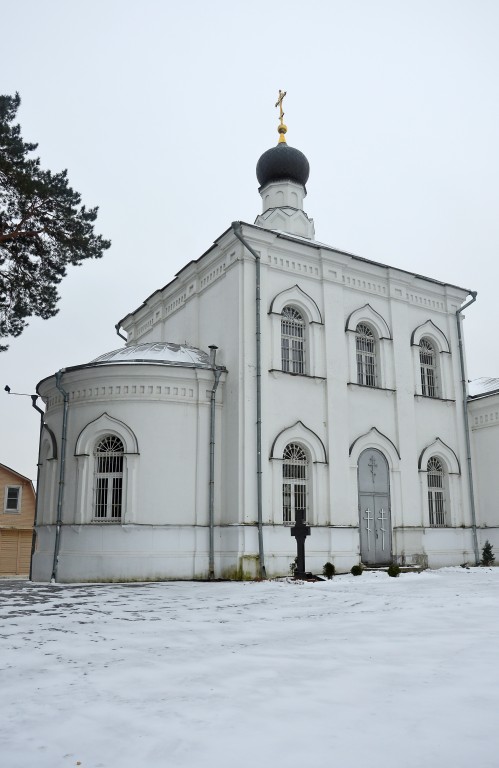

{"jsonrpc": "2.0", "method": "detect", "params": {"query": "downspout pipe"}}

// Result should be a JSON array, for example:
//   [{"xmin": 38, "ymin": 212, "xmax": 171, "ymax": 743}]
[
  {"xmin": 115, "ymin": 323, "xmax": 127, "ymax": 342},
  {"xmin": 208, "ymin": 346, "xmax": 222, "ymax": 580},
  {"xmin": 30, "ymin": 395, "xmax": 45, "ymax": 581},
  {"xmin": 52, "ymin": 370, "xmax": 69, "ymax": 582},
  {"xmin": 456, "ymin": 291, "xmax": 479, "ymax": 565},
  {"xmin": 231, "ymin": 221, "xmax": 266, "ymax": 578}
]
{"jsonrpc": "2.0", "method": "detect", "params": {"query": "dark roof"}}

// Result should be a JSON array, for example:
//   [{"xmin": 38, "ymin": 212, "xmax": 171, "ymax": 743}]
[{"xmin": 256, "ymin": 142, "xmax": 310, "ymax": 189}]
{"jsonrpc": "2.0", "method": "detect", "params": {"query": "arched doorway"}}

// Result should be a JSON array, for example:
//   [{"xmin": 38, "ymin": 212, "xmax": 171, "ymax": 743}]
[{"xmin": 358, "ymin": 448, "xmax": 391, "ymax": 565}]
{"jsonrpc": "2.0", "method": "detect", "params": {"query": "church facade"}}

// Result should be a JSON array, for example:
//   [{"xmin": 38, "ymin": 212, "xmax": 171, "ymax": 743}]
[{"xmin": 31, "ymin": 108, "xmax": 497, "ymax": 582}]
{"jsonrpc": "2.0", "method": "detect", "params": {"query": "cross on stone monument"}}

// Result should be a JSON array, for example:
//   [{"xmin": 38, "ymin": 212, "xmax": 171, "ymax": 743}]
[{"xmin": 291, "ymin": 508, "xmax": 310, "ymax": 578}]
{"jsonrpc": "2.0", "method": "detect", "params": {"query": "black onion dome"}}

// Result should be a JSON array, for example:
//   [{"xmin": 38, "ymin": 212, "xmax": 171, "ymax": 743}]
[{"xmin": 256, "ymin": 142, "xmax": 310, "ymax": 189}]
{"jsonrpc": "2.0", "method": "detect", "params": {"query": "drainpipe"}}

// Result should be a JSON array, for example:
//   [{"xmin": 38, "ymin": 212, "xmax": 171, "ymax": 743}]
[
  {"xmin": 52, "ymin": 370, "xmax": 69, "ymax": 582},
  {"xmin": 208, "ymin": 345, "xmax": 222, "ymax": 580},
  {"xmin": 115, "ymin": 323, "xmax": 127, "ymax": 341},
  {"xmin": 30, "ymin": 395, "xmax": 45, "ymax": 580},
  {"xmin": 231, "ymin": 222, "xmax": 266, "ymax": 578},
  {"xmin": 456, "ymin": 291, "xmax": 479, "ymax": 565}
]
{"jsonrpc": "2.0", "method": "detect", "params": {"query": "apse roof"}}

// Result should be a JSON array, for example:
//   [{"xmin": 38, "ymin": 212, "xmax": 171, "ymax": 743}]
[
  {"xmin": 90, "ymin": 342, "xmax": 212, "ymax": 368},
  {"xmin": 468, "ymin": 377, "xmax": 499, "ymax": 398}
]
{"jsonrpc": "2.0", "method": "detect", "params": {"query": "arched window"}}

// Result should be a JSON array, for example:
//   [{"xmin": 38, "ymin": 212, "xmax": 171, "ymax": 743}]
[
  {"xmin": 282, "ymin": 443, "xmax": 308, "ymax": 523},
  {"xmin": 420, "ymin": 338, "xmax": 438, "ymax": 397},
  {"xmin": 281, "ymin": 306, "xmax": 305, "ymax": 374},
  {"xmin": 356, "ymin": 323, "xmax": 377, "ymax": 387},
  {"xmin": 94, "ymin": 435, "xmax": 124, "ymax": 521},
  {"xmin": 427, "ymin": 456, "xmax": 446, "ymax": 526}
]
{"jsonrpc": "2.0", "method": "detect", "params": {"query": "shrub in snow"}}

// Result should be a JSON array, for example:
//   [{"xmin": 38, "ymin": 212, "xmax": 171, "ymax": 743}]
[
  {"xmin": 351, "ymin": 564, "xmax": 363, "ymax": 576},
  {"xmin": 323, "ymin": 562, "xmax": 335, "ymax": 579},
  {"xmin": 481, "ymin": 540, "xmax": 495, "ymax": 566},
  {"xmin": 387, "ymin": 564, "xmax": 400, "ymax": 578}
]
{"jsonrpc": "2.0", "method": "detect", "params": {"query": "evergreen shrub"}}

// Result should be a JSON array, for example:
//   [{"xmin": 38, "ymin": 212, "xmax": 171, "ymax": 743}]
[
  {"xmin": 387, "ymin": 563, "xmax": 400, "ymax": 578},
  {"xmin": 323, "ymin": 562, "xmax": 336, "ymax": 579},
  {"xmin": 481, "ymin": 540, "xmax": 495, "ymax": 566}
]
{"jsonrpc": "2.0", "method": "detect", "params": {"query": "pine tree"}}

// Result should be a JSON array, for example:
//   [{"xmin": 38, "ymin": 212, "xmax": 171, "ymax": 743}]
[
  {"xmin": 481, "ymin": 540, "xmax": 495, "ymax": 566},
  {"xmin": 0, "ymin": 93, "xmax": 110, "ymax": 350}
]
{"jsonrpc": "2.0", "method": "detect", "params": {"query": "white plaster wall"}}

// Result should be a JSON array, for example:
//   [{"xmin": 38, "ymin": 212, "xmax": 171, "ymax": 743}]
[
  {"xmin": 470, "ymin": 394, "xmax": 499, "ymax": 553},
  {"xmin": 101, "ymin": 223, "xmax": 477, "ymax": 577},
  {"xmin": 32, "ymin": 362, "xmax": 224, "ymax": 582}
]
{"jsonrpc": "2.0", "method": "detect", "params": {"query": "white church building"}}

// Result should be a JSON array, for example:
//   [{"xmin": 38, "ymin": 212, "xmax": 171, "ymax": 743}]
[{"xmin": 31, "ymin": 104, "xmax": 499, "ymax": 582}]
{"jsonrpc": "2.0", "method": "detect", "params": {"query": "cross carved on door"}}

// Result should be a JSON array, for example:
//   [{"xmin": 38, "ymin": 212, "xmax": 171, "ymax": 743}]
[{"xmin": 368, "ymin": 455, "xmax": 377, "ymax": 482}]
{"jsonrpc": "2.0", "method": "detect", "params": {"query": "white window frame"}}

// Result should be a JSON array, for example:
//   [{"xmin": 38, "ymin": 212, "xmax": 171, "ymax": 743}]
[
  {"xmin": 269, "ymin": 286, "xmax": 324, "ymax": 379},
  {"xmin": 411, "ymin": 320, "xmax": 452, "ymax": 400},
  {"xmin": 93, "ymin": 435, "xmax": 124, "ymax": 522},
  {"xmin": 355, "ymin": 323, "xmax": 378, "ymax": 387},
  {"xmin": 427, "ymin": 456, "xmax": 447, "ymax": 527},
  {"xmin": 282, "ymin": 443, "xmax": 309, "ymax": 523},
  {"xmin": 345, "ymin": 305, "xmax": 394, "ymax": 390},
  {"xmin": 281, "ymin": 306, "xmax": 306, "ymax": 375},
  {"xmin": 74, "ymin": 413, "xmax": 139, "ymax": 526},
  {"xmin": 420, "ymin": 337, "xmax": 439, "ymax": 398},
  {"xmin": 3, "ymin": 485, "xmax": 22, "ymax": 513}
]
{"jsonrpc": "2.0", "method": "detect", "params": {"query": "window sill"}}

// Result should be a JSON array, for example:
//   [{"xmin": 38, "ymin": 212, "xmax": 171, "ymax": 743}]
[
  {"xmin": 2, "ymin": 510, "xmax": 20, "ymax": 515},
  {"xmin": 91, "ymin": 519, "xmax": 122, "ymax": 524},
  {"xmin": 347, "ymin": 382, "xmax": 396, "ymax": 393},
  {"xmin": 269, "ymin": 369, "xmax": 326, "ymax": 380},
  {"xmin": 414, "ymin": 395, "xmax": 455, "ymax": 403}
]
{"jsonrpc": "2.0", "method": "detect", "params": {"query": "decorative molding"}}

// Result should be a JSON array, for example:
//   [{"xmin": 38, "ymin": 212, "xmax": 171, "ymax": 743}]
[
  {"xmin": 471, "ymin": 409, "xmax": 499, "ymax": 429},
  {"xmin": 417, "ymin": 437, "xmax": 460, "ymax": 474},
  {"xmin": 270, "ymin": 420, "xmax": 327, "ymax": 464},
  {"xmin": 269, "ymin": 284, "xmax": 322, "ymax": 323},
  {"xmin": 349, "ymin": 427, "xmax": 401, "ymax": 461},
  {"xmin": 341, "ymin": 273, "xmax": 388, "ymax": 295},
  {"xmin": 410, "ymin": 319, "xmax": 450, "ymax": 353},
  {"xmin": 42, "ymin": 424, "xmax": 58, "ymax": 459},
  {"xmin": 344, "ymin": 303, "xmax": 392, "ymax": 339},
  {"xmin": 45, "ymin": 382, "xmax": 199, "ymax": 410},
  {"xmin": 75, "ymin": 413, "xmax": 139, "ymax": 456}
]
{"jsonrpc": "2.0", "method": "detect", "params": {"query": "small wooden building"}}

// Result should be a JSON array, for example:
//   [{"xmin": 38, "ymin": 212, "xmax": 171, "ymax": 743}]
[{"xmin": 0, "ymin": 463, "xmax": 36, "ymax": 576}]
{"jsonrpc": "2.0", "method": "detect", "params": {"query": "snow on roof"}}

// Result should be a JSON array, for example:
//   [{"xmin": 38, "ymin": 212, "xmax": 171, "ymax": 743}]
[
  {"xmin": 468, "ymin": 377, "xmax": 499, "ymax": 398},
  {"xmin": 90, "ymin": 342, "xmax": 212, "ymax": 369}
]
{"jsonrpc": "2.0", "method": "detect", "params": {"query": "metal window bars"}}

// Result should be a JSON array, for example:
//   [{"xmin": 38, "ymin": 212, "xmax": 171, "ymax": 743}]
[
  {"xmin": 420, "ymin": 338, "xmax": 437, "ymax": 397},
  {"xmin": 356, "ymin": 323, "xmax": 377, "ymax": 386},
  {"xmin": 281, "ymin": 306, "xmax": 305, "ymax": 374},
  {"xmin": 427, "ymin": 456, "xmax": 446, "ymax": 526},
  {"xmin": 94, "ymin": 435, "xmax": 124, "ymax": 521},
  {"xmin": 282, "ymin": 443, "xmax": 308, "ymax": 523}
]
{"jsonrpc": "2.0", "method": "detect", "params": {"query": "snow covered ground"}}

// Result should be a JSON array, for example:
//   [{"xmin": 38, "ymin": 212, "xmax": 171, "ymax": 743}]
[{"xmin": 1, "ymin": 567, "xmax": 498, "ymax": 768}]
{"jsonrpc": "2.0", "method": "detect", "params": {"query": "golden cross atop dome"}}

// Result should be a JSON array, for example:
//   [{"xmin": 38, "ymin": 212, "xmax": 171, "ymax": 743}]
[{"xmin": 275, "ymin": 89, "xmax": 287, "ymax": 143}]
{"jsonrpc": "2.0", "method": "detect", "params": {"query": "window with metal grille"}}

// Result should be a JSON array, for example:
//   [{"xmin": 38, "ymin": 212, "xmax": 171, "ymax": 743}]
[
  {"xmin": 281, "ymin": 306, "xmax": 305, "ymax": 374},
  {"xmin": 94, "ymin": 435, "xmax": 124, "ymax": 521},
  {"xmin": 4, "ymin": 486, "xmax": 21, "ymax": 513},
  {"xmin": 427, "ymin": 456, "xmax": 446, "ymax": 527},
  {"xmin": 356, "ymin": 323, "xmax": 377, "ymax": 386},
  {"xmin": 420, "ymin": 338, "xmax": 438, "ymax": 397},
  {"xmin": 282, "ymin": 443, "xmax": 308, "ymax": 523}
]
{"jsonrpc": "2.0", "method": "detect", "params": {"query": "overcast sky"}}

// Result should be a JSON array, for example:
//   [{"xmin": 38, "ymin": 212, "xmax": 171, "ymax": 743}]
[{"xmin": 2, "ymin": 0, "xmax": 499, "ymax": 482}]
